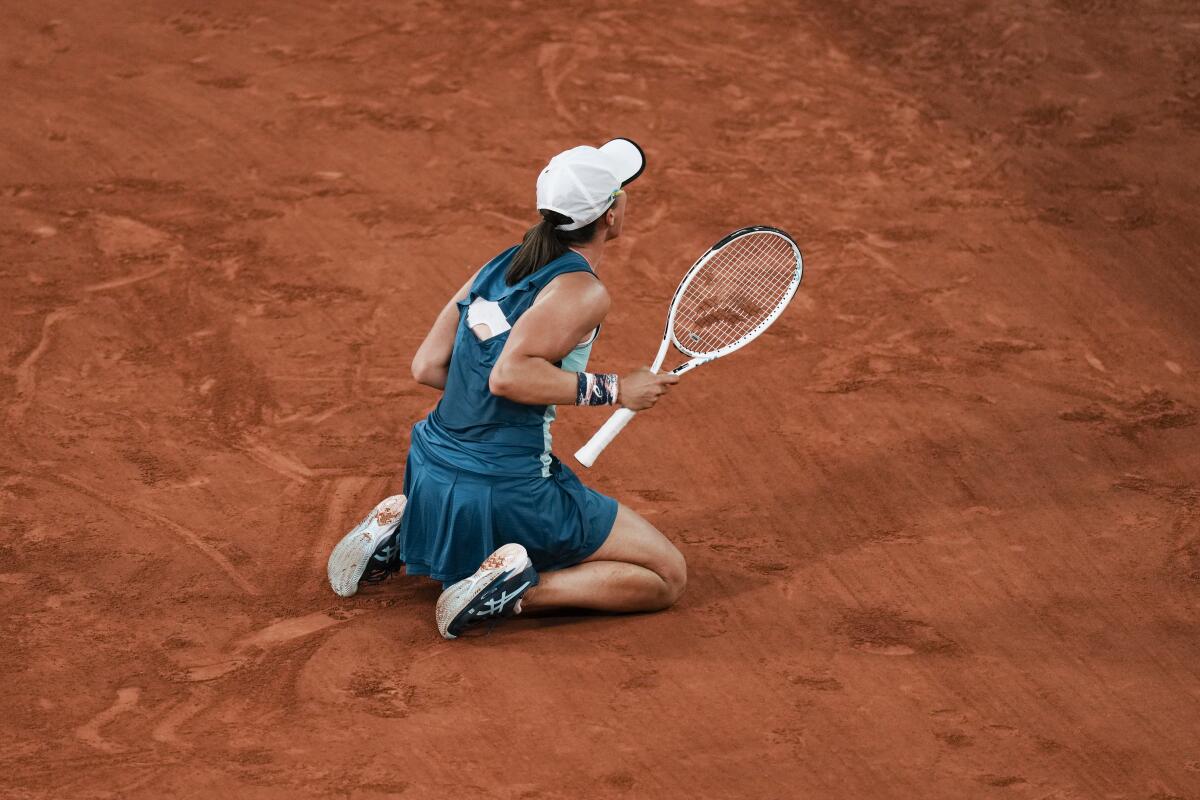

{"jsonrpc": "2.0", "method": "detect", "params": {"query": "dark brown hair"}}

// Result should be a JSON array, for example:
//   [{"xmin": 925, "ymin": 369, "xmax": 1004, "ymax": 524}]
[{"xmin": 506, "ymin": 209, "xmax": 602, "ymax": 284}]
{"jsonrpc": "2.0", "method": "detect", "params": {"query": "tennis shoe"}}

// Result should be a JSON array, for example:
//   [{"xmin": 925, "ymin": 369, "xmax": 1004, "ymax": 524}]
[
  {"xmin": 436, "ymin": 543, "xmax": 539, "ymax": 639},
  {"xmin": 326, "ymin": 494, "xmax": 406, "ymax": 598}
]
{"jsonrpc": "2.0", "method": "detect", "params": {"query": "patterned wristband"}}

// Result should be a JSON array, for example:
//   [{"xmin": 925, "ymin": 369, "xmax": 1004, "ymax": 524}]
[{"xmin": 576, "ymin": 372, "xmax": 619, "ymax": 406}]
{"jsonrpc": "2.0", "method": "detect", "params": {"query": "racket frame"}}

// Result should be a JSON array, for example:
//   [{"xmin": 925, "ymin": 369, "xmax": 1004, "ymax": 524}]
[
  {"xmin": 660, "ymin": 225, "xmax": 803, "ymax": 371},
  {"xmin": 574, "ymin": 225, "xmax": 803, "ymax": 467}
]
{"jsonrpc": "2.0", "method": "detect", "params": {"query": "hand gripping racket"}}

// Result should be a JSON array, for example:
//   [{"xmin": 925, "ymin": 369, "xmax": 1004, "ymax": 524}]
[{"xmin": 574, "ymin": 225, "xmax": 803, "ymax": 468}]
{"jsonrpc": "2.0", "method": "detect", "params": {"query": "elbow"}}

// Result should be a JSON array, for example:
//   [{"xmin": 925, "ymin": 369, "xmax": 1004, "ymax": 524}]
[
  {"xmin": 410, "ymin": 358, "xmax": 427, "ymax": 385},
  {"xmin": 410, "ymin": 355, "xmax": 439, "ymax": 387},
  {"xmin": 488, "ymin": 361, "xmax": 515, "ymax": 399}
]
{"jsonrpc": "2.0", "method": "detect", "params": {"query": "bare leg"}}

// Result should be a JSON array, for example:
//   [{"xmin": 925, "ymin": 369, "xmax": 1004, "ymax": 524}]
[{"xmin": 521, "ymin": 503, "xmax": 687, "ymax": 613}]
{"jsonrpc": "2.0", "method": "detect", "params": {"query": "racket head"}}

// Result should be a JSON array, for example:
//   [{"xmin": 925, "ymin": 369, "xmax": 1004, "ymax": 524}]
[{"xmin": 666, "ymin": 226, "xmax": 803, "ymax": 361}]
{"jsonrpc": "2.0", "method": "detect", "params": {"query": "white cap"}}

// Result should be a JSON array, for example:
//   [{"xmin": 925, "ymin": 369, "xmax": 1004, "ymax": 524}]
[{"xmin": 535, "ymin": 138, "xmax": 646, "ymax": 231}]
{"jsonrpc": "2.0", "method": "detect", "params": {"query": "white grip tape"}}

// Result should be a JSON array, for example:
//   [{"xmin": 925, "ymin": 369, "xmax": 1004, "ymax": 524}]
[{"xmin": 574, "ymin": 407, "xmax": 637, "ymax": 468}]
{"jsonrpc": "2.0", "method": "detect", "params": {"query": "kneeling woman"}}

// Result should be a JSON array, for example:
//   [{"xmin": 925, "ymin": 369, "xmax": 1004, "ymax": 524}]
[{"xmin": 328, "ymin": 139, "xmax": 685, "ymax": 638}]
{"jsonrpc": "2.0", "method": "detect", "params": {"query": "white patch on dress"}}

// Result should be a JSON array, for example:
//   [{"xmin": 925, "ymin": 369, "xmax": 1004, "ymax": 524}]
[{"xmin": 467, "ymin": 298, "xmax": 511, "ymax": 341}]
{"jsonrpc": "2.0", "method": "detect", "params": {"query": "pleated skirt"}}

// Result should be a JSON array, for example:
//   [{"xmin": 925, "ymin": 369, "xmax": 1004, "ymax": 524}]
[{"xmin": 398, "ymin": 432, "xmax": 619, "ymax": 585}]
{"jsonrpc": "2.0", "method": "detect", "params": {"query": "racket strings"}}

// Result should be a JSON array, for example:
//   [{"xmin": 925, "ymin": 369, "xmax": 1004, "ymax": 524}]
[{"xmin": 672, "ymin": 232, "xmax": 797, "ymax": 356}]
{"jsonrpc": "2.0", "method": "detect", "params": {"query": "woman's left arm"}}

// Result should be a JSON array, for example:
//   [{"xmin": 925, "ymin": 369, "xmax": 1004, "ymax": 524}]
[{"xmin": 411, "ymin": 272, "xmax": 476, "ymax": 390}]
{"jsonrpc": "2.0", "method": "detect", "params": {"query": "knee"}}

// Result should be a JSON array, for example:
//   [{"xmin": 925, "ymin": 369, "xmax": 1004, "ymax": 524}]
[{"xmin": 655, "ymin": 548, "xmax": 687, "ymax": 609}]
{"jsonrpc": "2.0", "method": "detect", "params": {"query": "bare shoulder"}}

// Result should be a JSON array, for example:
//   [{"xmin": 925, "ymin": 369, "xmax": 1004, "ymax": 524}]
[{"xmin": 538, "ymin": 271, "xmax": 611, "ymax": 315}]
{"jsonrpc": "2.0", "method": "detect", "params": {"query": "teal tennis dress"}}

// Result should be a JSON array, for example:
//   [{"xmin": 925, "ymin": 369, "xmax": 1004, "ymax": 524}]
[{"xmin": 396, "ymin": 247, "xmax": 619, "ymax": 584}]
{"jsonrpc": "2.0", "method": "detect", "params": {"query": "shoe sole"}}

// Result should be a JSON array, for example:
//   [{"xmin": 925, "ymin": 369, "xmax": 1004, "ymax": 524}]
[
  {"xmin": 436, "ymin": 544, "xmax": 532, "ymax": 640},
  {"xmin": 326, "ymin": 494, "xmax": 406, "ymax": 598}
]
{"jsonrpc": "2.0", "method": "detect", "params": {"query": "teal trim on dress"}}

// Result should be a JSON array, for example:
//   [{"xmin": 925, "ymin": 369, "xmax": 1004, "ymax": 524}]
[{"xmin": 540, "ymin": 336, "xmax": 594, "ymax": 477}]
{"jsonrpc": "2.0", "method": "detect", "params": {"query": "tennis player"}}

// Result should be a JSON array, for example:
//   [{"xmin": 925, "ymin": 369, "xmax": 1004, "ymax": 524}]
[{"xmin": 328, "ymin": 139, "xmax": 686, "ymax": 638}]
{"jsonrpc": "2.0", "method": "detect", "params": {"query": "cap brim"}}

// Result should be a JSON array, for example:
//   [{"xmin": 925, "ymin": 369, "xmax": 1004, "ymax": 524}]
[{"xmin": 599, "ymin": 138, "xmax": 646, "ymax": 187}]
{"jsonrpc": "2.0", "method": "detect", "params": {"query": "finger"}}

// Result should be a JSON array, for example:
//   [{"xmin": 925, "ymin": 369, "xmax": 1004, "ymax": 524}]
[{"xmin": 659, "ymin": 374, "xmax": 682, "ymax": 384}]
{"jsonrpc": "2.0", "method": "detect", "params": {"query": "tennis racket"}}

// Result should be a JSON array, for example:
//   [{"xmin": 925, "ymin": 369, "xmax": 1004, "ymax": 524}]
[{"xmin": 574, "ymin": 225, "xmax": 803, "ymax": 468}]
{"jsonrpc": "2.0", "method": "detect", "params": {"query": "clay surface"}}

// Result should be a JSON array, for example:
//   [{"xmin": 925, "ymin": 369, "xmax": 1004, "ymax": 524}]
[{"xmin": 2, "ymin": 2, "xmax": 1199, "ymax": 798}]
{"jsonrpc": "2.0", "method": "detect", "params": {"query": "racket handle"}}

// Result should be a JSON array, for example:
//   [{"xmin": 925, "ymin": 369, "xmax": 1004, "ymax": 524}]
[{"xmin": 574, "ymin": 407, "xmax": 637, "ymax": 468}]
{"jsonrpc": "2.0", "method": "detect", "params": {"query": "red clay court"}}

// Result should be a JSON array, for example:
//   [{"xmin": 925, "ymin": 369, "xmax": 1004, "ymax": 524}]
[{"xmin": 3, "ymin": 2, "xmax": 1199, "ymax": 798}]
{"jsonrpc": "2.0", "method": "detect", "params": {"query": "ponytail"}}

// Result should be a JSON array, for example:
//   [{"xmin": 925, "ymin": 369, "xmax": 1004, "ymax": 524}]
[{"xmin": 507, "ymin": 209, "xmax": 602, "ymax": 285}]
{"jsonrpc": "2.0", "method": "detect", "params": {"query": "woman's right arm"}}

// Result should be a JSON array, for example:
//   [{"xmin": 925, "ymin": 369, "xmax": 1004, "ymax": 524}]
[{"xmin": 489, "ymin": 273, "xmax": 678, "ymax": 410}]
